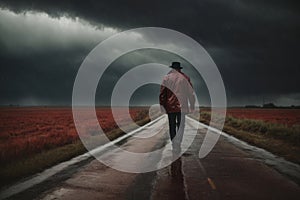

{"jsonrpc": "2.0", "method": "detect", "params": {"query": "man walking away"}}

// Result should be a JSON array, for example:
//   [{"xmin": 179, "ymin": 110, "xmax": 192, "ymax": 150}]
[{"xmin": 159, "ymin": 62, "xmax": 195, "ymax": 153}]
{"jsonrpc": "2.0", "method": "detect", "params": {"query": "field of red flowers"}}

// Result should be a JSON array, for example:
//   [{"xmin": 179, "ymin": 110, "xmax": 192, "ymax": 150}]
[
  {"xmin": 224, "ymin": 108, "xmax": 300, "ymax": 126},
  {"xmin": 1, "ymin": 107, "xmax": 298, "ymax": 165},
  {"xmin": 0, "ymin": 107, "xmax": 148, "ymax": 165}
]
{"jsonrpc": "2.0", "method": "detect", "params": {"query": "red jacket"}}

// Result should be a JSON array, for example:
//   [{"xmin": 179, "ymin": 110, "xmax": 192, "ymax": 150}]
[{"xmin": 159, "ymin": 69, "xmax": 195, "ymax": 113}]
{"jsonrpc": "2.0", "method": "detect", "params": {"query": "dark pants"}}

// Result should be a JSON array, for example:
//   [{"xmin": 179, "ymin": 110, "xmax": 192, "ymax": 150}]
[{"xmin": 167, "ymin": 112, "xmax": 185, "ymax": 148}]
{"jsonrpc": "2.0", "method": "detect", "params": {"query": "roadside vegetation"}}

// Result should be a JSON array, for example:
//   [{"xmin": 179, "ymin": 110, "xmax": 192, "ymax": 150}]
[
  {"xmin": 0, "ymin": 107, "xmax": 150, "ymax": 189},
  {"xmin": 192, "ymin": 110, "xmax": 300, "ymax": 165}
]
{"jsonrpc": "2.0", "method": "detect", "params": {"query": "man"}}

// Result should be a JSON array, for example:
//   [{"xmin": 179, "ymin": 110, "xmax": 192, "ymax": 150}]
[{"xmin": 159, "ymin": 62, "xmax": 195, "ymax": 153}]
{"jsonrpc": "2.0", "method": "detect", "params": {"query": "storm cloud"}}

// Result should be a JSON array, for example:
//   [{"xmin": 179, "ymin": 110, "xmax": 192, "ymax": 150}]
[{"xmin": 0, "ymin": 0, "xmax": 299, "ymax": 106}]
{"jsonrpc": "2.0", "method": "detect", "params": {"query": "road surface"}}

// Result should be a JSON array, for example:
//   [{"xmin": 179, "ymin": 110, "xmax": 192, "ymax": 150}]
[{"xmin": 5, "ymin": 115, "xmax": 300, "ymax": 199}]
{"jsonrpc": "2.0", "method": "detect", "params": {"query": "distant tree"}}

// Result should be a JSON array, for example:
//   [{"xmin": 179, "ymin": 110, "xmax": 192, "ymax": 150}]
[
  {"xmin": 245, "ymin": 105, "xmax": 261, "ymax": 108},
  {"xmin": 263, "ymin": 103, "xmax": 276, "ymax": 108},
  {"xmin": 290, "ymin": 105, "xmax": 300, "ymax": 109},
  {"xmin": 8, "ymin": 104, "xmax": 19, "ymax": 107}
]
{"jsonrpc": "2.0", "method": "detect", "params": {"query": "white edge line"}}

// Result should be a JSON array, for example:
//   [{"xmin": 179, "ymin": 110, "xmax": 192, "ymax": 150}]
[{"xmin": 0, "ymin": 115, "xmax": 166, "ymax": 199}]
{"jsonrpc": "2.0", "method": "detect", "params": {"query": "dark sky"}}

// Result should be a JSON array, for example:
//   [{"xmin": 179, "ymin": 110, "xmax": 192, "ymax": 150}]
[{"xmin": 0, "ymin": 0, "xmax": 299, "ymax": 106}]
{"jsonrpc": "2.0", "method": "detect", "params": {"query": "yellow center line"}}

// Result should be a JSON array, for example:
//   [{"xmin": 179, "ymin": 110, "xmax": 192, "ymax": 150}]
[{"xmin": 207, "ymin": 177, "xmax": 217, "ymax": 190}]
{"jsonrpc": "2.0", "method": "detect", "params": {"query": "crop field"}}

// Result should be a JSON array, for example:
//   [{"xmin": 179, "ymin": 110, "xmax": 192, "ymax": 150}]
[
  {"xmin": 0, "ymin": 107, "xmax": 149, "ymax": 165},
  {"xmin": 1, "ymin": 107, "xmax": 298, "ymax": 165}
]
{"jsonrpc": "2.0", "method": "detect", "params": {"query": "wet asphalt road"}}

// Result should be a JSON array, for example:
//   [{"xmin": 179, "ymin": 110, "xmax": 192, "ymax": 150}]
[{"xmin": 17, "ymin": 116, "xmax": 300, "ymax": 199}]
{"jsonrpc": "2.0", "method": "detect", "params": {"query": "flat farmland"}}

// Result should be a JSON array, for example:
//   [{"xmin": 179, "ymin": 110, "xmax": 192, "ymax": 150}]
[
  {"xmin": 0, "ymin": 107, "xmax": 150, "ymax": 187},
  {"xmin": 197, "ymin": 108, "xmax": 300, "ymax": 164},
  {"xmin": 225, "ymin": 108, "xmax": 300, "ymax": 126},
  {"xmin": 0, "ymin": 107, "xmax": 149, "ymax": 171}
]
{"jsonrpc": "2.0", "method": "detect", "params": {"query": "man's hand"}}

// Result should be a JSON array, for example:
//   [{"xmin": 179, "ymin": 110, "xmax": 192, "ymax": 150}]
[{"xmin": 160, "ymin": 105, "xmax": 166, "ymax": 114}]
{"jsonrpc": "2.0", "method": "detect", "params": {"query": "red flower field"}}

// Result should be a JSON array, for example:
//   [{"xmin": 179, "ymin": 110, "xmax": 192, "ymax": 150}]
[
  {"xmin": 0, "ymin": 107, "xmax": 148, "ymax": 164},
  {"xmin": 1, "ymin": 107, "xmax": 299, "ymax": 166}
]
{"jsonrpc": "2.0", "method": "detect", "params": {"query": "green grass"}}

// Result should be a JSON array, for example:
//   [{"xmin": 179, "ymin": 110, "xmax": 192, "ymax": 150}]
[
  {"xmin": 0, "ymin": 117, "xmax": 151, "ymax": 189},
  {"xmin": 192, "ymin": 111, "xmax": 300, "ymax": 164}
]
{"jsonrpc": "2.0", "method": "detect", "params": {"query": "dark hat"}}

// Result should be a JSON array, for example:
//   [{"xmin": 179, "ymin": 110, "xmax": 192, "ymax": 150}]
[{"xmin": 169, "ymin": 62, "xmax": 182, "ymax": 69}]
